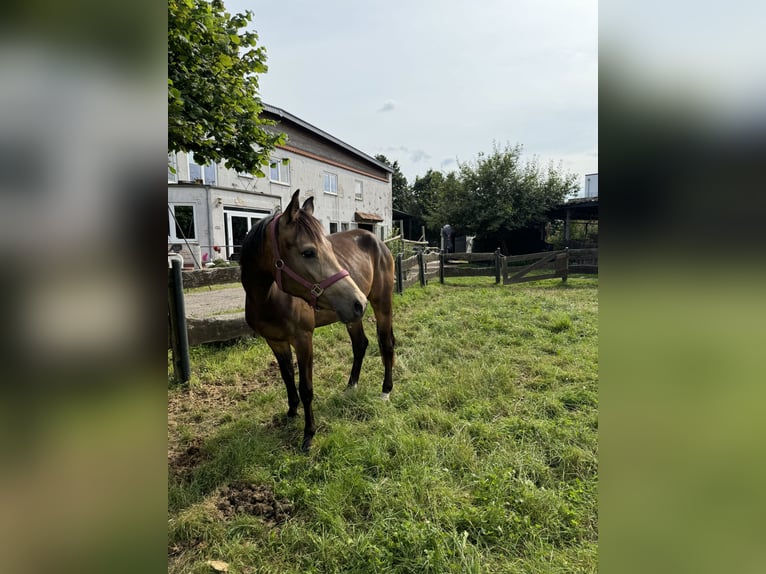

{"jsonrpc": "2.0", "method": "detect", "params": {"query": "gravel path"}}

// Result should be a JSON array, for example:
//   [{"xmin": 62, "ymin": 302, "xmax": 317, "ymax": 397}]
[{"xmin": 184, "ymin": 286, "xmax": 245, "ymax": 319}]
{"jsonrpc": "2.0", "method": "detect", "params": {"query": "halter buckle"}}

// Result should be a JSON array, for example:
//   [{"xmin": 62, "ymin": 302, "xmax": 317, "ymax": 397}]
[
  {"xmin": 275, "ymin": 259, "xmax": 285, "ymax": 270},
  {"xmin": 310, "ymin": 284, "xmax": 324, "ymax": 298}
]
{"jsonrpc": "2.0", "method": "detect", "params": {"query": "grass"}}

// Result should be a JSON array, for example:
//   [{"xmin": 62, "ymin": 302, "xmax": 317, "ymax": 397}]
[{"xmin": 168, "ymin": 275, "xmax": 598, "ymax": 573}]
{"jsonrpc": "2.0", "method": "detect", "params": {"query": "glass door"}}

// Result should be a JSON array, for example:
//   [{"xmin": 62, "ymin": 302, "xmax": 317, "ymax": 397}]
[{"xmin": 224, "ymin": 210, "xmax": 268, "ymax": 260}]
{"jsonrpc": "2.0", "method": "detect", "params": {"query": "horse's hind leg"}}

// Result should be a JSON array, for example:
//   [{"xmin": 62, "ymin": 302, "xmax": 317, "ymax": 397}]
[
  {"xmin": 346, "ymin": 321, "xmax": 369, "ymax": 390},
  {"xmin": 372, "ymin": 300, "xmax": 395, "ymax": 399},
  {"xmin": 266, "ymin": 339, "xmax": 300, "ymax": 417}
]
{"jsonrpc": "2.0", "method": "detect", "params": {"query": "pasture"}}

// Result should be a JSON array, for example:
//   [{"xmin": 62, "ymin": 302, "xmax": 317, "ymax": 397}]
[{"xmin": 168, "ymin": 276, "xmax": 598, "ymax": 573}]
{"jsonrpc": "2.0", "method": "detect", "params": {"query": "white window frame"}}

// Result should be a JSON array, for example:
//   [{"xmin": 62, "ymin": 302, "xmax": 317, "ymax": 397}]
[
  {"xmin": 168, "ymin": 204, "xmax": 197, "ymax": 242},
  {"xmin": 269, "ymin": 158, "xmax": 290, "ymax": 185},
  {"xmin": 188, "ymin": 154, "xmax": 217, "ymax": 185},
  {"xmin": 354, "ymin": 179, "xmax": 363, "ymax": 200},
  {"xmin": 341, "ymin": 222, "xmax": 349, "ymax": 232},
  {"xmin": 168, "ymin": 153, "xmax": 178, "ymax": 183},
  {"xmin": 323, "ymin": 172, "xmax": 338, "ymax": 195}
]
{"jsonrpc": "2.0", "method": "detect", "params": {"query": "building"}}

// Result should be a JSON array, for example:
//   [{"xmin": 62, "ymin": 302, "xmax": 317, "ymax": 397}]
[{"xmin": 168, "ymin": 104, "xmax": 393, "ymax": 267}]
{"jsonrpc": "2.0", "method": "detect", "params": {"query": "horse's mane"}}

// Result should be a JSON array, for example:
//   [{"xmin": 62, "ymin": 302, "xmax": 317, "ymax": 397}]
[{"xmin": 245, "ymin": 207, "xmax": 325, "ymax": 257}]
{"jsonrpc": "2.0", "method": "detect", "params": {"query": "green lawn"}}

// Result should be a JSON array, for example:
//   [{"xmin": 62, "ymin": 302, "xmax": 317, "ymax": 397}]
[{"xmin": 168, "ymin": 276, "xmax": 598, "ymax": 573}]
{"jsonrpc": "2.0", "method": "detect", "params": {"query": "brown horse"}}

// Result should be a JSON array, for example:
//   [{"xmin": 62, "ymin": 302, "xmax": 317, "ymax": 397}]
[{"xmin": 240, "ymin": 189, "xmax": 396, "ymax": 450}]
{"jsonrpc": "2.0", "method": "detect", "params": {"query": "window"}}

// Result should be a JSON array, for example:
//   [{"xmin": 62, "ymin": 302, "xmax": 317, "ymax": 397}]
[
  {"xmin": 168, "ymin": 204, "xmax": 196, "ymax": 241},
  {"xmin": 354, "ymin": 180, "xmax": 363, "ymax": 200},
  {"xmin": 188, "ymin": 154, "xmax": 217, "ymax": 185},
  {"xmin": 168, "ymin": 153, "xmax": 178, "ymax": 183},
  {"xmin": 269, "ymin": 158, "xmax": 290, "ymax": 184},
  {"xmin": 329, "ymin": 222, "xmax": 338, "ymax": 234},
  {"xmin": 341, "ymin": 222, "xmax": 349, "ymax": 232},
  {"xmin": 323, "ymin": 172, "xmax": 338, "ymax": 195}
]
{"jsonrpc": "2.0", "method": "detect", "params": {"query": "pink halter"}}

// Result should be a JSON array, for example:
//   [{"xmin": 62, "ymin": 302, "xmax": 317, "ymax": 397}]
[{"xmin": 269, "ymin": 213, "xmax": 350, "ymax": 309}]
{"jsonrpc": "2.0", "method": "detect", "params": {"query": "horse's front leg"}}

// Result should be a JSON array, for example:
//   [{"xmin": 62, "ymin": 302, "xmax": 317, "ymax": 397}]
[
  {"xmin": 294, "ymin": 333, "xmax": 316, "ymax": 451},
  {"xmin": 266, "ymin": 339, "xmax": 299, "ymax": 417}
]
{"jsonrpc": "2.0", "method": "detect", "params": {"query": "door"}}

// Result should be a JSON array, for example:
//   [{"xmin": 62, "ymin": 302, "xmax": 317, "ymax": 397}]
[{"xmin": 224, "ymin": 209, "xmax": 269, "ymax": 260}]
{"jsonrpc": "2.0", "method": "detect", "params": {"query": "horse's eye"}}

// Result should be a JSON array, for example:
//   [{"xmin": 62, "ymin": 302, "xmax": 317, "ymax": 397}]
[{"xmin": 301, "ymin": 249, "xmax": 317, "ymax": 259}]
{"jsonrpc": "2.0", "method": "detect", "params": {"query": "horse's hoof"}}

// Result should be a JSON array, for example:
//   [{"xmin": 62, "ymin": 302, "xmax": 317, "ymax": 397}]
[
  {"xmin": 287, "ymin": 408, "xmax": 298, "ymax": 418},
  {"xmin": 381, "ymin": 392, "xmax": 391, "ymax": 401},
  {"xmin": 301, "ymin": 436, "xmax": 313, "ymax": 451},
  {"xmin": 345, "ymin": 383, "xmax": 358, "ymax": 393}
]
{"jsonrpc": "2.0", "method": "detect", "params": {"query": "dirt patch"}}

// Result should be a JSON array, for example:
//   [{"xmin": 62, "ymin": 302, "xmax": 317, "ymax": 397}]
[
  {"xmin": 168, "ymin": 437, "xmax": 208, "ymax": 478},
  {"xmin": 216, "ymin": 482, "xmax": 294, "ymax": 526}
]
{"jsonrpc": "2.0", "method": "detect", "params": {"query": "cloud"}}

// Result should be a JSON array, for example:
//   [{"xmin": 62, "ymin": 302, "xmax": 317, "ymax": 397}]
[
  {"xmin": 440, "ymin": 158, "xmax": 456, "ymax": 170},
  {"xmin": 378, "ymin": 99, "xmax": 396, "ymax": 112},
  {"xmin": 409, "ymin": 149, "xmax": 431, "ymax": 163}
]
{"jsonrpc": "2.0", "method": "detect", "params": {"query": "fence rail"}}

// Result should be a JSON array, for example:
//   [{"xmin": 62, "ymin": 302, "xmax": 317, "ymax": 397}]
[{"xmin": 393, "ymin": 247, "xmax": 598, "ymax": 293}]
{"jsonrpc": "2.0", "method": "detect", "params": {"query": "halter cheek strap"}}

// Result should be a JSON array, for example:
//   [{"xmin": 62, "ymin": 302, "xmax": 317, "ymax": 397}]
[{"xmin": 269, "ymin": 213, "xmax": 350, "ymax": 309}]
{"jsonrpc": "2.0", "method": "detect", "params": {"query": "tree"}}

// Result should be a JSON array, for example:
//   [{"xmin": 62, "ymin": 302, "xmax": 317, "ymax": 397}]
[
  {"xmin": 168, "ymin": 0, "xmax": 285, "ymax": 176},
  {"xmin": 432, "ymin": 143, "xmax": 577, "ymax": 253},
  {"xmin": 375, "ymin": 154, "xmax": 411, "ymax": 212}
]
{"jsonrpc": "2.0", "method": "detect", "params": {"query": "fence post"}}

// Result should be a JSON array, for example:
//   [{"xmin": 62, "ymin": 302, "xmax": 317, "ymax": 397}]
[
  {"xmin": 494, "ymin": 248, "xmax": 502, "ymax": 284},
  {"xmin": 395, "ymin": 253, "xmax": 403, "ymax": 294},
  {"xmin": 168, "ymin": 257, "xmax": 191, "ymax": 383},
  {"xmin": 501, "ymin": 254, "xmax": 508, "ymax": 284},
  {"xmin": 562, "ymin": 247, "xmax": 569, "ymax": 282},
  {"xmin": 439, "ymin": 252, "xmax": 445, "ymax": 284},
  {"xmin": 417, "ymin": 250, "xmax": 426, "ymax": 287}
]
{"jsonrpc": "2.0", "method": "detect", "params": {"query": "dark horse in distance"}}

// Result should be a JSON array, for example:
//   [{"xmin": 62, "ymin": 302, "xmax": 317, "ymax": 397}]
[{"xmin": 240, "ymin": 190, "xmax": 396, "ymax": 450}]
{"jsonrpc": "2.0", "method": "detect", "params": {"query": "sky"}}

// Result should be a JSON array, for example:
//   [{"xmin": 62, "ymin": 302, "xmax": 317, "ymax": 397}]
[{"xmin": 226, "ymin": 0, "xmax": 598, "ymax": 192}]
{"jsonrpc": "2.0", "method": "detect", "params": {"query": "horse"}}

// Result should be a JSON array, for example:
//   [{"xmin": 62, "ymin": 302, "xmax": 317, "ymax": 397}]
[{"xmin": 240, "ymin": 189, "xmax": 396, "ymax": 450}]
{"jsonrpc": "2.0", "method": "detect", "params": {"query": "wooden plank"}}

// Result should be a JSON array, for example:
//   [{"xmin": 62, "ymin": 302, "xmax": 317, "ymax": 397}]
[
  {"xmin": 401, "ymin": 255, "xmax": 419, "ymax": 268},
  {"xmin": 504, "ymin": 272, "xmax": 561, "ymax": 285},
  {"xmin": 402, "ymin": 276, "xmax": 420, "ymax": 289},
  {"xmin": 507, "ymin": 252, "xmax": 558, "ymax": 282},
  {"xmin": 503, "ymin": 250, "xmax": 565, "ymax": 264},
  {"xmin": 445, "ymin": 252, "xmax": 496, "ymax": 263},
  {"xmin": 444, "ymin": 267, "xmax": 497, "ymax": 278},
  {"xmin": 185, "ymin": 313, "xmax": 253, "ymax": 346},
  {"xmin": 424, "ymin": 253, "xmax": 441, "ymax": 264},
  {"xmin": 567, "ymin": 248, "xmax": 598, "ymax": 257}
]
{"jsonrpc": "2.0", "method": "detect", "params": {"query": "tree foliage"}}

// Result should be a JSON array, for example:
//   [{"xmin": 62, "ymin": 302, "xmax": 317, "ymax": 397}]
[
  {"xmin": 375, "ymin": 154, "xmax": 410, "ymax": 212},
  {"xmin": 421, "ymin": 143, "xmax": 577, "ymax": 251},
  {"xmin": 168, "ymin": 0, "xmax": 285, "ymax": 176}
]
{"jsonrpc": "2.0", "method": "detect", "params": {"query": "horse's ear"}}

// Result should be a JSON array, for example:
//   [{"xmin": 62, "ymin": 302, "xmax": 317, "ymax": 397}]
[
  {"xmin": 301, "ymin": 197, "xmax": 314, "ymax": 215},
  {"xmin": 284, "ymin": 189, "xmax": 301, "ymax": 223}
]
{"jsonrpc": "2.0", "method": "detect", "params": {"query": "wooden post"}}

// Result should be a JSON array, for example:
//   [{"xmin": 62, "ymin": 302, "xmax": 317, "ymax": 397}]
[
  {"xmin": 395, "ymin": 253, "xmax": 403, "ymax": 294},
  {"xmin": 439, "ymin": 252, "xmax": 445, "ymax": 284},
  {"xmin": 501, "ymin": 253, "xmax": 508, "ymax": 284},
  {"xmin": 562, "ymin": 247, "xmax": 569, "ymax": 282},
  {"xmin": 417, "ymin": 250, "xmax": 426, "ymax": 287},
  {"xmin": 168, "ymin": 258, "xmax": 191, "ymax": 383},
  {"xmin": 494, "ymin": 248, "xmax": 501, "ymax": 284}
]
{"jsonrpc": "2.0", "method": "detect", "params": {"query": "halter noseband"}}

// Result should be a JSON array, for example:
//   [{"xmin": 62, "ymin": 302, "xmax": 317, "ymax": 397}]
[{"xmin": 269, "ymin": 212, "xmax": 350, "ymax": 309}]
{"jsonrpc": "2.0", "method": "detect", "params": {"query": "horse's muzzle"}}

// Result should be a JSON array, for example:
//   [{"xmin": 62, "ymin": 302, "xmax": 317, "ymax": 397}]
[{"xmin": 336, "ymin": 296, "xmax": 367, "ymax": 323}]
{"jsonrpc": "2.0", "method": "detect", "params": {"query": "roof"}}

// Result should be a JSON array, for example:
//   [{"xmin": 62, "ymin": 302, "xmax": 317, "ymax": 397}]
[
  {"xmin": 261, "ymin": 103, "xmax": 393, "ymax": 174},
  {"xmin": 547, "ymin": 197, "xmax": 599, "ymax": 221},
  {"xmin": 354, "ymin": 211, "xmax": 384, "ymax": 222}
]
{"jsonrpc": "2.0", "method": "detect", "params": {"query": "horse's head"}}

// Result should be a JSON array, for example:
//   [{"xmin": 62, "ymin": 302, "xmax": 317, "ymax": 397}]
[{"xmin": 272, "ymin": 190, "xmax": 368, "ymax": 323}]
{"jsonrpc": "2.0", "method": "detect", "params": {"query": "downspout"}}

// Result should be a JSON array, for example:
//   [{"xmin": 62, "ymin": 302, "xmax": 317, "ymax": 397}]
[{"xmin": 206, "ymin": 185, "xmax": 214, "ymax": 263}]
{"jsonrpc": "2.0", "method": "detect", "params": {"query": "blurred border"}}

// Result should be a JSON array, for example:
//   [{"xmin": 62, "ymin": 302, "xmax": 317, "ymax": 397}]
[
  {"xmin": 601, "ymin": 2, "xmax": 766, "ymax": 573},
  {"xmin": 1, "ymin": 2, "xmax": 167, "ymax": 573}
]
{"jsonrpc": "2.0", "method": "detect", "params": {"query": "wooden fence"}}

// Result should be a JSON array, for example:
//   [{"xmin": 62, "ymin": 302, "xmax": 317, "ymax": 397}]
[{"xmin": 394, "ymin": 247, "xmax": 598, "ymax": 293}]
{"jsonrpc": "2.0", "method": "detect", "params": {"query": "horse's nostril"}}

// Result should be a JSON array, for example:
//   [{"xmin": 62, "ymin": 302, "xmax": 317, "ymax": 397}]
[{"xmin": 354, "ymin": 300, "xmax": 365, "ymax": 316}]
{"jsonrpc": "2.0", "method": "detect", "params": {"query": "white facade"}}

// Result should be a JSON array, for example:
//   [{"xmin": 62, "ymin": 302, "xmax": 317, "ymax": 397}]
[
  {"xmin": 168, "ymin": 106, "xmax": 393, "ymax": 267},
  {"xmin": 584, "ymin": 173, "xmax": 598, "ymax": 198}
]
